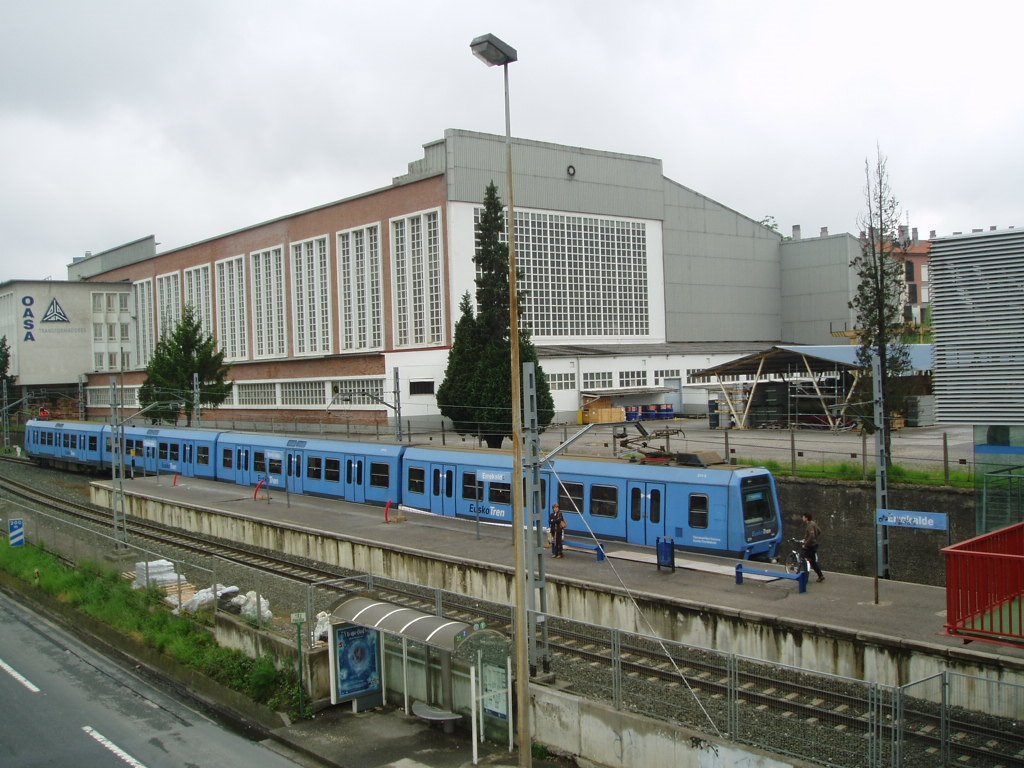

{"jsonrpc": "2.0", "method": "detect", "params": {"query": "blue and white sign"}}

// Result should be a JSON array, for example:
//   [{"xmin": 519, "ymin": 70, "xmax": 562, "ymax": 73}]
[
  {"xmin": 877, "ymin": 509, "xmax": 948, "ymax": 531},
  {"xmin": 8, "ymin": 518, "xmax": 25, "ymax": 547},
  {"xmin": 334, "ymin": 624, "xmax": 381, "ymax": 701}
]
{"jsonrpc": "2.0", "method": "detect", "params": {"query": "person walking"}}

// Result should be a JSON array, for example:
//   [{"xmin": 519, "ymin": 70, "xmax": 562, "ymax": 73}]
[
  {"xmin": 802, "ymin": 513, "xmax": 825, "ymax": 582},
  {"xmin": 549, "ymin": 503, "xmax": 566, "ymax": 558}
]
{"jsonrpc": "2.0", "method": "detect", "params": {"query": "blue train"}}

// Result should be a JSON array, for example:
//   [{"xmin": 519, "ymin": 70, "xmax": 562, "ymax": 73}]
[{"xmin": 23, "ymin": 419, "xmax": 782, "ymax": 560}]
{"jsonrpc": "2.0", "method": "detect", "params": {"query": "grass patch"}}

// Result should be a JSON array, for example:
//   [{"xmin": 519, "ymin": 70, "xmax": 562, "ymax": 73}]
[
  {"xmin": 736, "ymin": 457, "xmax": 972, "ymax": 489},
  {"xmin": 0, "ymin": 544, "xmax": 302, "ymax": 717}
]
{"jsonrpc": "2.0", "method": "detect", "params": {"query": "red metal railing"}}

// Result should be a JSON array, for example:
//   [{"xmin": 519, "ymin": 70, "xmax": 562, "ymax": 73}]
[{"xmin": 943, "ymin": 522, "xmax": 1024, "ymax": 645}]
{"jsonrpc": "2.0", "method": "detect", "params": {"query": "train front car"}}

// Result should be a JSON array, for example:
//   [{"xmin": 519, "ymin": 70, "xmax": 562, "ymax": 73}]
[
  {"xmin": 24, "ymin": 418, "xmax": 107, "ymax": 471},
  {"xmin": 731, "ymin": 467, "xmax": 782, "ymax": 561}
]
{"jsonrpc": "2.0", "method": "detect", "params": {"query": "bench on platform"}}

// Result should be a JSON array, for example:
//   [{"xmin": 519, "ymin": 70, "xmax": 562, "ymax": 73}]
[
  {"xmin": 734, "ymin": 563, "xmax": 808, "ymax": 593},
  {"xmin": 412, "ymin": 701, "xmax": 462, "ymax": 722},
  {"xmin": 563, "ymin": 538, "xmax": 606, "ymax": 561}
]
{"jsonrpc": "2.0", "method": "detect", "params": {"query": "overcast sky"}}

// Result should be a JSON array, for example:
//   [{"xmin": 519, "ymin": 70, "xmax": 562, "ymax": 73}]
[{"xmin": 2, "ymin": 1, "xmax": 1021, "ymax": 281}]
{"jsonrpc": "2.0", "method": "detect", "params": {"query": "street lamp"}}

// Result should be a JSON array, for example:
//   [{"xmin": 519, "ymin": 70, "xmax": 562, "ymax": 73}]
[{"xmin": 470, "ymin": 32, "xmax": 531, "ymax": 767}]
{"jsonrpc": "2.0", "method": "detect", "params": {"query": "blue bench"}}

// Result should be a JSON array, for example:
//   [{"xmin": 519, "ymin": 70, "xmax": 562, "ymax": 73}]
[
  {"xmin": 562, "ymin": 538, "xmax": 606, "ymax": 561},
  {"xmin": 735, "ymin": 563, "xmax": 808, "ymax": 593}
]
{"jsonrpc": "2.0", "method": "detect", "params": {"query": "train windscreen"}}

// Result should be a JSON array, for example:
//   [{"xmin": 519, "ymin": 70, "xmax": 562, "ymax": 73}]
[{"xmin": 740, "ymin": 475, "xmax": 776, "ymax": 526}]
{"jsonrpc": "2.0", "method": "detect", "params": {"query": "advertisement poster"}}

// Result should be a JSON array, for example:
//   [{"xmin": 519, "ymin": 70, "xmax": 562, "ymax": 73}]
[
  {"xmin": 335, "ymin": 624, "xmax": 381, "ymax": 701},
  {"xmin": 482, "ymin": 663, "xmax": 508, "ymax": 719}
]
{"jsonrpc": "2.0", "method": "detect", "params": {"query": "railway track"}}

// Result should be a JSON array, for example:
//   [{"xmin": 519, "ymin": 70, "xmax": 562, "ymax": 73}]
[{"xmin": 1, "ymin": 460, "xmax": 1021, "ymax": 767}]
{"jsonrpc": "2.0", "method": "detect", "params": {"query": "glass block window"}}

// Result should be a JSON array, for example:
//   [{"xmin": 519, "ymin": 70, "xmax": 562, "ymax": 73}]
[
  {"xmin": 654, "ymin": 369, "xmax": 681, "ymax": 385},
  {"xmin": 291, "ymin": 236, "xmax": 332, "ymax": 355},
  {"xmin": 337, "ymin": 224, "xmax": 383, "ymax": 351},
  {"xmin": 184, "ymin": 264, "xmax": 213, "ymax": 334},
  {"xmin": 281, "ymin": 380, "xmax": 329, "ymax": 406},
  {"xmin": 619, "ymin": 370, "xmax": 648, "ymax": 387},
  {"xmin": 236, "ymin": 382, "xmax": 277, "ymax": 406},
  {"xmin": 582, "ymin": 371, "xmax": 613, "ymax": 390},
  {"xmin": 251, "ymin": 247, "xmax": 287, "ymax": 358},
  {"xmin": 86, "ymin": 387, "xmax": 111, "ymax": 407},
  {"xmin": 215, "ymin": 255, "xmax": 248, "ymax": 361},
  {"xmin": 156, "ymin": 272, "xmax": 181, "ymax": 338},
  {"xmin": 133, "ymin": 279, "xmax": 155, "ymax": 367},
  {"xmin": 329, "ymin": 378, "xmax": 385, "ymax": 404},
  {"xmin": 547, "ymin": 372, "xmax": 577, "ymax": 391},
  {"xmin": 478, "ymin": 209, "xmax": 649, "ymax": 338},
  {"xmin": 392, "ymin": 210, "xmax": 444, "ymax": 348}
]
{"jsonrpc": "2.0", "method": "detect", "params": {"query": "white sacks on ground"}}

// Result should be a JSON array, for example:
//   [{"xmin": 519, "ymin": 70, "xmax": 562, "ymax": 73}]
[
  {"xmin": 230, "ymin": 590, "xmax": 273, "ymax": 623},
  {"xmin": 313, "ymin": 610, "xmax": 331, "ymax": 644},
  {"xmin": 173, "ymin": 584, "xmax": 239, "ymax": 615},
  {"xmin": 133, "ymin": 560, "xmax": 180, "ymax": 589}
]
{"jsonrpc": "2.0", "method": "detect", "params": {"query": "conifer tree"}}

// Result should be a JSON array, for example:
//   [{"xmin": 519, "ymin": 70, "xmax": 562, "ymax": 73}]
[
  {"xmin": 138, "ymin": 305, "xmax": 231, "ymax": 425},
  {"xmin": 436, "ymin": 182, "xmax": 554, "ymax": 447}
]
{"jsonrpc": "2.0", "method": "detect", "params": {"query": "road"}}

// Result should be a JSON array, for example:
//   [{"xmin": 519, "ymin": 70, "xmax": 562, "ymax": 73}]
[{"xmin": 0, "ymin": 590, "xmax": 311, "ymax": 768}]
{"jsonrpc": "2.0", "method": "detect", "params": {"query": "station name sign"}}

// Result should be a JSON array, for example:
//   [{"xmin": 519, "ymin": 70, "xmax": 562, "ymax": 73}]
[{"xmin": 876, "ymin": 509, "xmax": 948, "ymax": 531}]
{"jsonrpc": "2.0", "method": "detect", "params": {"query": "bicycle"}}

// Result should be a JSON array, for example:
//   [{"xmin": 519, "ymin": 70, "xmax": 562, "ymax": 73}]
[{"xmin": 785, "ymin": 538, "xmax": 809, "ymax": 574}]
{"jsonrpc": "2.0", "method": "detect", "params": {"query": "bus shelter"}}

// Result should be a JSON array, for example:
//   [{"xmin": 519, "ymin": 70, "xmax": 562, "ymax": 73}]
[{"xmin": 329, "ymin": 595, "xmax": 512, "ymax": 755}]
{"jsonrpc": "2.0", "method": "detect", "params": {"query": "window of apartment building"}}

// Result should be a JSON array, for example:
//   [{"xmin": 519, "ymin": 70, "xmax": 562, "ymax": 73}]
[
  {"xmin": 654, "ymin": 369, "xmax": 680, "ymax": 385},
  {"xmin": 119, "ymin": 293, "xmax": 129, "ymax": 312},
  {"xmin": 215, "ymin": 255, "xmax": 248, "ymax": 361},
  {"xmin": 920, "ymin": 264, "xmax": 929, "ymax": 282},
  {"xmin": 120, "ymin": 322, "xmax": 130, "ymax": 341},
  {"xmin": 489, "ymin": 210, "xmax": 649, "ymax": 339},
  {"xmin": 93, "ymin": 323, "xmax": 103, "ymax": 341},
  {"xmin": 546, "ymin": 372, "xmax": 576, "ymax": 391},
  {"xmin": 338, "ymin": 224, "xmax": 384, "ymax": 352},
  {"xmin": 907, "ymin": 284, "xmax": 918, "ymax": 304},
  {"xmin": 619, "ymin": 370, "xmax": 647, "ymax": 388},
  {"xmin": 905, "ymin": 261, "xmax": 915, "ymax": 282},
  {"xmin": 134, "ymin": 279, "xmax": 155, "ymax": 368},
  {"xmin": 391, "ymin": 210, "xmax": 444, "ymax": 348},
  {"xmin": 409, "ymin": 381, "xmax": 434, "ymax": 396},
  {"xmin": 156, "ymin": 272, "xmax": 181, "ymax": 338},
  {"xmin": 291, "ymin": 236, "xmax": 332, "ymax": 355},
  {"xmin": 92, "ymin": 294, "xmax": 103, "ymax": 312},
  {"xmin": 107, "ymin": 323, "xmax": 116, "ymax": 341},
  {"xmin": 108, "ymin": 352, "xmax": 118, "ymax": 370},
  {"xmin": 94, "ymin": 352, "xmax": 104, "ymax": 370},
  {"xmin": 184, "ymin": 264, "xmax": 213, "ymax": 334},
  {"xmin": 581, "ymin": 371, "xmax": 613, "ymax": 390},
  {"xmin": 251, "ymin": 247, "xmax": 287, "ymax": 358}
]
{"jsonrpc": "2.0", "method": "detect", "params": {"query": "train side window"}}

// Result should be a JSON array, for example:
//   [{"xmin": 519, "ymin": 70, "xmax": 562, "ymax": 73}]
[
  {"xmin": 590, "ymin": 485, "xmax": 618, "ymax": 518},
  {"xmin": 222, "ymin": 449, "xmax": 233, "ymax": 469},
  {"xmin": 307, "ymin": 456, "xmax": 322, "ymax": 480},
  {"xmin": 355, "ymin": 460, "xmax": 363, "ymax": 485},
  {"xmin": 462, "ymin": 472, "xmax": 484, "ymax": 500},
  {"xmin": 689, "ymin": 494, "xmax": 709, "ymax": 529},
  {"xmin": 197, "ymin": 446, "xmax": 210, "ymax": 465},
  {"xmin": 325, "ymin": 458, "xmax": 340, "ymax": 482},
  {"xmin": 63, "ymin": 434, "xmax": 70, "ymax": 448},
  {"xmin": 346, "ymin": 459, "xmax": 353, "ymax": 484},
  {"xmin": 159, "ymin": 442, "xmax": 169, "ymax": 460},
  {"xmin": 369, "ymin": 462, "xmax": 390, "ymax": 488},
  {"xmin": 432, "ymin": 468, "xmax": 442, "ymax": 496},
  {"xmin": 106, "ymin": 437, "xmax": 113, "ymax": 452},
  {"xmin": 254, "ymin": 452, "xmax": 266, "ymax": 473},
  {"xmin": 170, "ymin": 444, "xmax": 180, "ymax": 462},
  {"xmin": 650, "ymin": 488, "xmax": 662, "ymax": 524},
  {"xmin": 268, "ymin": 456, "xmax": 282, "ymax": 474},
  {"xmin": 489, "ymin": 482, "xmax": 511, "ymax": 505},
  {"xmin": 88, "ymin": 436, "xmax": 98, "ymax": 452},
  {"xmin": 558, "ymin": 482, "xmax": 584, "ymax": 515},
  {"xmin": 630, "ymin": 487, "xmax": 643, "ymax": 522},
  {"xmin": 408, "ymin": 466, "xmax": 426, "ymax": 494}
]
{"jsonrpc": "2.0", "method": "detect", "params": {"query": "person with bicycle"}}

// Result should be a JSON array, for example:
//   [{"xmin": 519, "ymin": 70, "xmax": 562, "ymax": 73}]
[{"xmin": 802, "ymin": 513, "xmax": 825, "ymax": 583}]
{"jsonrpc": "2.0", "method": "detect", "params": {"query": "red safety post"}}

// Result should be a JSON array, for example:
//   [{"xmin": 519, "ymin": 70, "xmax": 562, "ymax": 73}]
[
  {"xmin": 384, "ymin": 500, "xmax": 392, "ymax": 524},
  {"xmin": 253, "ymin": 478, "xmax": 266, "ymax": 501},
  {"xmin": 173, "ymin": 474, "xmax": 180, "ymax": 486}
]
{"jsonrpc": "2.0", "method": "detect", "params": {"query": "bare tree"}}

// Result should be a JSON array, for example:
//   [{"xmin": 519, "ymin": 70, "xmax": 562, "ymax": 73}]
[{"xmin": 849, "ymin": 148, "xmax": 910, "ymax": 466}]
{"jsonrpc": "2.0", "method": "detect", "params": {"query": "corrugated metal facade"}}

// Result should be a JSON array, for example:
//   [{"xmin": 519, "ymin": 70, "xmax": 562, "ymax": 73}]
[{"xmin": 931, "ymin": 229, "xmax": 1024, "ymax": 424}]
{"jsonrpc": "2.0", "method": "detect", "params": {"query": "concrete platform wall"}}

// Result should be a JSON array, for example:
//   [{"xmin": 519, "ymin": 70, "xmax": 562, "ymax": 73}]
[{"xmin": 95, "ymin": 485, "xmax": 1024, "ymax": 718}]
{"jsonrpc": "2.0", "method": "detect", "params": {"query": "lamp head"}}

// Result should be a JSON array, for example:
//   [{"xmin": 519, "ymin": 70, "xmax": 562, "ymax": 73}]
[{"xmin": 470, "ymin": 33, "xmax": 517, "ymax": 67}]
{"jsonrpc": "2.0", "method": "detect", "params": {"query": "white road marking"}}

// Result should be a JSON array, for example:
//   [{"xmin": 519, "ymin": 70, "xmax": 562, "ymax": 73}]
[
  {"xmin": 0, "ymin": 657, "xmax": 40, "ymax": 692},
  {"xmin": 82, "ymin": 726, "xmax": 149, "ymax": 768}
]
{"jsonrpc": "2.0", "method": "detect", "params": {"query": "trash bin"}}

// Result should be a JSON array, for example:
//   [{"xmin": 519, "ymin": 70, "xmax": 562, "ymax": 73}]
[{"xmin": 656, "ymin": 537, "xmax": 676, "ymax": 572}]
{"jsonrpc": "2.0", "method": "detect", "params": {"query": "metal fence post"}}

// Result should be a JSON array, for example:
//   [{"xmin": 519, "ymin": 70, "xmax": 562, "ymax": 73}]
[{"xmin": 611, "ymin": 628, "xmax": 622, "ymax": 711}]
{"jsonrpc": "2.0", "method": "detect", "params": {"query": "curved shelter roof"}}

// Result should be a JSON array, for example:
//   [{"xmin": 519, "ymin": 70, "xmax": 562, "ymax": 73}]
[{"xmin": 331, "ymin": 596, "xmax": 473, "ymax": 652}]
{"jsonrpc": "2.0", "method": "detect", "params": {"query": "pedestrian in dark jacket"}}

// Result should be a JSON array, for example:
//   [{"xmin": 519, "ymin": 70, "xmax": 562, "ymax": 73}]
[
  {"xmin": 549, "ymin": 504, "xmax": 565, "ymax": 558},
  {"xmin": 802, "ymin": 513, "xmax": 825, "ymax": 582}
]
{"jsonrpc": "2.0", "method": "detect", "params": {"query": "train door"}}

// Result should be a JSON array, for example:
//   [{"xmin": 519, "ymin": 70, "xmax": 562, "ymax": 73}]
[
  {"xmin": 286, "ymin": 451, "xmax": 304, "ymax": 494},
  {"xmin": 235, "ymin": 447, "xmax": 251, "ymax": 485},
  {"xmin": 344, "ymin": 455, "xmax": 365, "ymax": 503},
  {"xmin": 143, "ymin": 440, "xmax": 158, "ymax": 475},
  {"xmin": 627, "ymin": 481, "xmax": 666, "ymax": 546},
  {"xmin": 429, "ymin": 463, "xmax": 456, "ymax": 516},
  {"xmin": 180, "ymin": 442, "xmax": 195, "ymax": 478}
]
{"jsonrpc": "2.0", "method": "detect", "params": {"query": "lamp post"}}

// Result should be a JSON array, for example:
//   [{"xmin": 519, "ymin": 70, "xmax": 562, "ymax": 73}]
[{"xmin": 470, "ymin": 32, "xmax": 530, "ymax": 767}]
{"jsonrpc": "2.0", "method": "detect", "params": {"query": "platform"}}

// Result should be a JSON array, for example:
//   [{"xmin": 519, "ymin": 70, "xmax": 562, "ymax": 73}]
[{"xmin": 93, "ymin": 474, "xmax": 1024, "ymax": 670}]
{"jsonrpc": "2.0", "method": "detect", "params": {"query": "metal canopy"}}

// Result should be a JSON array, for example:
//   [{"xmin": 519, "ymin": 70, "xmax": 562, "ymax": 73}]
[
  {"xmin": 331, "ymin": 596, "xmax": 473, "ymax": 652},
  {"xmin": 690, "ymin": 344, "xmax": 934, "ymax": 381}
]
